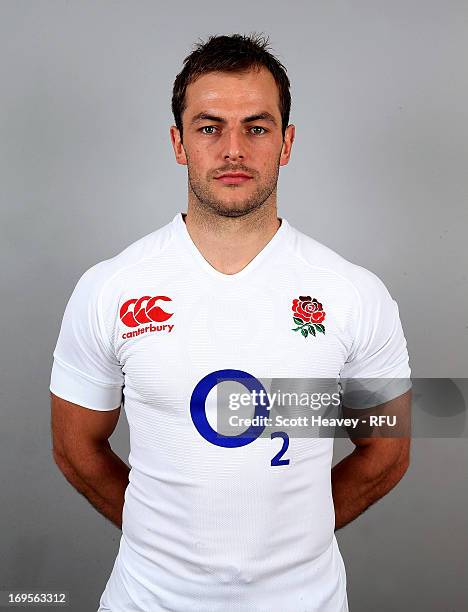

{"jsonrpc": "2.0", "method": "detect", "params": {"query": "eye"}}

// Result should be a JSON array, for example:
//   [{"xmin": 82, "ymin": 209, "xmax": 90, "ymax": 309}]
[
  {"xmin": 199, "ymin": 126, "xmax": 217, "ymax": 135},
  {"xmin": 250, "ymin": 126, "xmax": 267, "ymax": 135}
]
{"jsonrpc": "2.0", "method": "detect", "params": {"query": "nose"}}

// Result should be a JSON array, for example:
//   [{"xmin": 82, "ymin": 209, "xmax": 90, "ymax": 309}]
[{"xmin": 222, "ymin": 128, "xmax": 245, "ymax": 161}]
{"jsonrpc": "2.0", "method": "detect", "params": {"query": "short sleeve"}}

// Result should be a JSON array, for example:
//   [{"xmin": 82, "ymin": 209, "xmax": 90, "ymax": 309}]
[
  {"xmin": 50, "ymin": 264, "xmax": 124, "ymax": 410},
  {"xmin": 339, "ymin": 268, "xmax": 411, "ymax": 408}
]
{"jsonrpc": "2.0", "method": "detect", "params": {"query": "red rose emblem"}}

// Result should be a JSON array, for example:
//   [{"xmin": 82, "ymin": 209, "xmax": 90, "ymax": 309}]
[
  {"xmin": 292, "ymin": 296, "xmax": 326, "ymax": 323},
  {"xmin": 291, "ymin": 296, "xmax": 326, "ymax": 339}
]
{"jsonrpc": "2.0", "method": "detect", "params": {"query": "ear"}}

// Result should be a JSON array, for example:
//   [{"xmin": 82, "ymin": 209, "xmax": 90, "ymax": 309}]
[
  {"xmin": 279, "ymin": 124, "xmax": 295, "ymax": 167},
  {"xmin": 170, "ymin": 125, "xmax": 187, "ymax": 166}
]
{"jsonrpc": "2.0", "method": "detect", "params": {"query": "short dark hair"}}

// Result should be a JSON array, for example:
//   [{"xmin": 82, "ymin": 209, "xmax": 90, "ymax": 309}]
[{"xmin": 171, "ymin": 33, "xmax": 291, "ymax": 142}]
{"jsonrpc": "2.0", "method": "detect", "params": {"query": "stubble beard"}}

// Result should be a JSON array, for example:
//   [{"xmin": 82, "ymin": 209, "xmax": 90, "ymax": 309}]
[{"xmin": 187, "ymin": 160, "xmax": 280, "ymax": 219}]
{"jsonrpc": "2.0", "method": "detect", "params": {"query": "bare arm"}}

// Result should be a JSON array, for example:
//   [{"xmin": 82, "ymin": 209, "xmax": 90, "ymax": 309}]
[
  {"xmin": 331, "ymin": 389, "xmax": 412, "ymax": 531},
  {"xmin": 50, "ymin": 392, "xmax": 130, "ymax": 530}
]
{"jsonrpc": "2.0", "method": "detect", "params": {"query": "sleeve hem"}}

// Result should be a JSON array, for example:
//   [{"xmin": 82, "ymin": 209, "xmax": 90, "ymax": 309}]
[
  {"xmin": 340, "ymin": 374, "xmax": 412, "ymax": 409},
  {"xmin": 50, "ymin": 358, "xmax": 123, "ymax": 411}
]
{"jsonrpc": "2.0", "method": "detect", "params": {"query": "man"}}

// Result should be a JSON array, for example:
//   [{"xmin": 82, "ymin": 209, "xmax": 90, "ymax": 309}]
[{"xmin": 50, "ymin": 33, "xmax": 411, "ymax": 612}]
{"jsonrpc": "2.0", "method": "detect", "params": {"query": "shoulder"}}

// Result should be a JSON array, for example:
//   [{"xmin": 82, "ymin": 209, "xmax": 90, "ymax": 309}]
[
  {"xmin": 285, "ymin": 221, "xmax": 393, "ymax": 303},
  {"xmin": 71, "ymin": 217, "xmax": 175, "ymax": 299}
]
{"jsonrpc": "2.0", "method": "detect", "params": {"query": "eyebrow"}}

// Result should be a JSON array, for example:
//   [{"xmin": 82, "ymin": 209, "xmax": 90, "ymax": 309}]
[{"xmin": 190, "ymin": 111, "xmax": 278, "ymax": 126}]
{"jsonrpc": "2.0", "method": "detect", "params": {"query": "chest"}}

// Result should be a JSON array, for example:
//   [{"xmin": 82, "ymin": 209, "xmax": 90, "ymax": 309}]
[{"xmin": 113, "ymin": 279, "xmax": 354, "ymax": 409}]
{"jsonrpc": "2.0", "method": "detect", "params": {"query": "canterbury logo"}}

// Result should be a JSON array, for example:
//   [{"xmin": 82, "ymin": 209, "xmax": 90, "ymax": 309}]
[{"xmin": 120, "ymin": 295, "xmax": 173, "ymax": 328}]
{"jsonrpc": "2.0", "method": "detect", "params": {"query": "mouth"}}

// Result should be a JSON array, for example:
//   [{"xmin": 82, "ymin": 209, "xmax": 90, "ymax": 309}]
[{"xmin": 215, "ymin": 173, "xmax": 253, "ymax": 185}]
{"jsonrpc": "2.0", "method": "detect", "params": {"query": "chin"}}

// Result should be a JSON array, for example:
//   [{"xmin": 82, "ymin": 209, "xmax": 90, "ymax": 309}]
[{"xmin": 209, "ymin": 202, "xmax": 262, "ymax": 218}]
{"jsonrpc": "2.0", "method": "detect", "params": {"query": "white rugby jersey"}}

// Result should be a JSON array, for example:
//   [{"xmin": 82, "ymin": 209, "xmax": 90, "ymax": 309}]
[{"xmin": 50, "ymin": 212, "xmax": 411, "ymax": 612}]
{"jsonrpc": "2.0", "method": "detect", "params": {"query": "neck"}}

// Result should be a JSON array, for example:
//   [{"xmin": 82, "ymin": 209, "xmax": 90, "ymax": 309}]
[{"xmin": 182, "ymin": 200, "xmax": 281, "ymax": 276}]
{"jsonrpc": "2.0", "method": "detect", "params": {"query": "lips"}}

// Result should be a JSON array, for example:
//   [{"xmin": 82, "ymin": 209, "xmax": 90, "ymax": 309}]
[{"xmin": 216, "ymin": 173, "xmax": 252, "ymax": 184}]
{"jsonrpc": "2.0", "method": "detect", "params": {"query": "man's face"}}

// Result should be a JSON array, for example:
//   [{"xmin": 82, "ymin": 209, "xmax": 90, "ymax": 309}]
[{"xmin": 170, "ymin": 67, "xmax": 295, "ymax": 218}]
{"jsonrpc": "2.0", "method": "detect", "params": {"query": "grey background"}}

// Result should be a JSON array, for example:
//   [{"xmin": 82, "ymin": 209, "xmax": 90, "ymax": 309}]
[{"xmin": 1, "ymin": 1, "xmax": 467, "ymax": 610}]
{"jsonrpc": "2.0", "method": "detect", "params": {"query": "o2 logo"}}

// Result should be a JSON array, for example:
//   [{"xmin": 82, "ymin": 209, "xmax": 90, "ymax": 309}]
[{"xmin": 190, "ymin": 369, "xmax": 290, "ymax": 467}]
